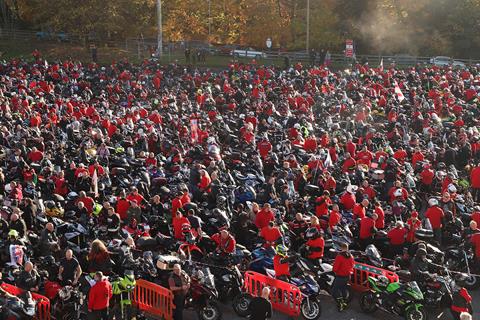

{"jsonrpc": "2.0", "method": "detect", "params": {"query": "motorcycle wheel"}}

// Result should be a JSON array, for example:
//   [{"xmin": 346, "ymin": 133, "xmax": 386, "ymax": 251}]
[
  {"xmin": 404, "ymin": 306, "xmax": 426, "ymax": 320},
  {"xmin": 198, "ymin": 301, "xmax": 222, "ymax": 320},
  {"xmin": 300, "ymin": 298, "xmax": 322, "ymax": 320},
  {"xmin": 359, "ymin": 292, "xmax": 378, "ymax": 314},
  {"xmin": 464, "ymin": 274, "xmax": 480, "ymax": 290},
  {"xmin": 232, "ymin": 293, "xmax": 252, "ymax": 317}
]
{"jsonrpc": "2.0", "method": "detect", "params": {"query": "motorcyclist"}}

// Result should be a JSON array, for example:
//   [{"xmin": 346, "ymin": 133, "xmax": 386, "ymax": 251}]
[
  {"xmin": 38, "ymin": 222, "xmax": 60, "ymax": 256},
  {"xmin": 451, "ymin": 273, "xmax": 473, "ymax": 320},
  {"xmin": 425, "ymin": 198, "xmax": 445, "ymax": 245},
  {"xmin": 304, "ymin": 227, "xmax": 324, "ymax": 266},
  {"xmin": 260, "ymin": 221, "xmax": 282, "ymax": 248},
  {"xmin": 409, "ymin": 248, "xmax": 436, "ymax": 283},
  {"xmin": 17, "ymin": 261, "xmax": 41, "ymax": 292},
  {"xmin": 273, "ymin": 244, "xmax": 296, "ymax": 281},
  {"xmin": 106, "ymin": 207, "xmax": 121, "ymax": 239},
  {"xmin": 211, "ymin": 228, "xmax": 236, "ymax": 255}
]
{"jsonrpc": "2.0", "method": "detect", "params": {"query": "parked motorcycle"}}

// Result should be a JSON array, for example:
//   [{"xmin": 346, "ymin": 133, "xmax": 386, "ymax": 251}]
[
  {"xmin": 360, "ymin": 277, "xmax": 426, "ymax": 320},
  {"xmin": 185, "ymin": 266, "xmax": 222, "ymax": 320}
]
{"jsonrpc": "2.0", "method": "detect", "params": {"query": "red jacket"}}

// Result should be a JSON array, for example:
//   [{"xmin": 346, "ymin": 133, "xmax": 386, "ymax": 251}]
[
  {"xmin": 255, "ymin": 209, "xmax": 275, "ymax": 229},
  {"xmin": 307, "ymin": 237, "xmax": 325, "ymax": 259},
  {"xmin": 340, "ymin": 193, "xmax": 356, "ymax": 211},
  {"xmin": 333, "ymin": 252, "xmax": 355, "ymax": 277},
  {"xmin": 471, "ymin": 166, "xmax": 480, "ymax": 189},
  {"xmin": 88, "ymin": 279, "xmax": 112, "ymax": 311},
  {"xmin": 211, "ymin": 233, "xmax": 236, "ymax": 254},
  {"xmin": 425, "ymin": 206, "xmax": 444, "ymax": 229},
  {"xmin": 260, "ymin": 226, "xmax": 282, "ymax": 244},
  {"xmin": 359, "ymin": 217, "xmax": 376, "ymax": 239},
  {"xmin": 273, "ymin": 255, "xmax": 290, "ymax": 277},
  {"xmin": 387, "ymin": 227, "xmax": 407, "ymax": 245}
]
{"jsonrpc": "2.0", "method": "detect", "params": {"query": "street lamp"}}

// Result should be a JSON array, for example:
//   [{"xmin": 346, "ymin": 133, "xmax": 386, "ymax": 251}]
[
  {"xmin": 306, "ymin": 0, "xmax": 310, "ymax": 52},
  {"xmin": 156, "ymin": 0, "xmax": 163, "ymax": 57}
]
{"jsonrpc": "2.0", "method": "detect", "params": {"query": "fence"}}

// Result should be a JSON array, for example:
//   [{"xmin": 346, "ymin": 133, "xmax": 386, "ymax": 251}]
[
  {"xmin": 131, "ymin": 279, "xmax": 175, "ymax": 320},
  {"xmin": 350, "ymin": 262, "xmax": 399, "ymax": 292},
  {"xmin": 243, "ymin": 271, "xmax": 302, "ymax": 317},
  {"xmin": 1, "ymin": 282, "xmax": 51, "ymax": 320}
]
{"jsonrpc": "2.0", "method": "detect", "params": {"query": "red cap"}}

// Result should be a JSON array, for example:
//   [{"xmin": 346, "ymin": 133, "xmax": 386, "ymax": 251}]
[{"xmin": 411, "ymin": 211, "xmax": 419, "ymax": 218}]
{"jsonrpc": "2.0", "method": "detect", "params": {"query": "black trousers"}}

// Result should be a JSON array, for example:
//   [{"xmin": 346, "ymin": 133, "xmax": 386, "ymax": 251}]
[
  {"xmin": 173, "ymin": 294, "xmax": 185, "ymax": 320},
  {"xmin": 332, "ymin": 276, "xmax": 349, "ymax": 300},
  {"xmin": 89, "ymin": 308, "xmax": 108, "ymax": 320}
]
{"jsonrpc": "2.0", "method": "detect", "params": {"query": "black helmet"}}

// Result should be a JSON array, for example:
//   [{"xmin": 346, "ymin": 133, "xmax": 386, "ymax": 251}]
[
  {"xmin": 305, "ymin": 227, "xmax": 319, "ymax": 240},
  {"xmin": 44, "ymin": 255, "xmax": 56, "ymax": 265},
  {"xmin": 416, "ymin": 248, "xmax": 427, "ymax": 258},
  {"xmin": 454, "ymin": 273, "xmax": 468, "ymax": 287}
]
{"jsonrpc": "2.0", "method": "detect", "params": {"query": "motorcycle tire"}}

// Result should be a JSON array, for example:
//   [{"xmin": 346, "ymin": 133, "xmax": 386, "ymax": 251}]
[
  {"xmin": 300, "ymin": 297, "xmax": 322, "ymax": 320},
  {"xmin": 359, "ymin": 292, "xmax": 378, "ymax": 314},
  {"xmin": 464, "ymin": 273, "xmax": 480, "ymax": 289},
  {"xmin": 197, "ymin": 301, "xmax": 222, "ymax": 320},
  {"xmin": 404, "ymin": 306, "xmax": 426, "ymax": 320},
  {"xmin": 232, "ymin": 293, "xmax": 252, "ymax": 317}
]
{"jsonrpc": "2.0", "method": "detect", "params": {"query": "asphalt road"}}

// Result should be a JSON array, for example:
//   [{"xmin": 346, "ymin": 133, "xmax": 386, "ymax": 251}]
[{"xmin": 183, "ymin": 289, "xmax": 480, "ymax": 320}]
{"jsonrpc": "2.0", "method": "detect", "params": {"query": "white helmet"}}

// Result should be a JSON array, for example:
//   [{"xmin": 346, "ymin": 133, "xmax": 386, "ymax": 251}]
[
  {"xmin": 393, "ymin": 189, "xmax": 403, "ymax": 197},
  {"xmin": 428, "ymin": 198, "xmax": 438, "ymax": 207},
  {"xmin": 294, "ymin": 123, "xmax": 301, "ymax": 129},
  {"xmin": 346, "ymin": 185, "xmax": 358, "ymax": 194},
  {"xmin": 447, "ymin": 184, "xmax": 457, "ymax": 193}
]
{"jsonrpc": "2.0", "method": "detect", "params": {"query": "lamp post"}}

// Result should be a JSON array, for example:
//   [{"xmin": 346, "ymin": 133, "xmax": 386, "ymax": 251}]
[
  {"xmin": 306, "ymin": 0, "xmax": 310, "ymax": 53},
  {"xmin": 156, "ymin": 0, "xmax": 163, "ymax": 57},
  {"xmin": 208, "ymin": 0, "xmax": 211, "ymax": 40}
]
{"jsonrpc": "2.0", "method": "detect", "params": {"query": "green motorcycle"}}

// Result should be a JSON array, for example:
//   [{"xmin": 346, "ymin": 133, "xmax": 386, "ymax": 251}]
[
  {"xmin": 111, "ymin": 270, "xmax": 137, "ymax": 320},
  {"xmin": 360, "ymin": 276, "xmax": 427, "ymax": 320}
]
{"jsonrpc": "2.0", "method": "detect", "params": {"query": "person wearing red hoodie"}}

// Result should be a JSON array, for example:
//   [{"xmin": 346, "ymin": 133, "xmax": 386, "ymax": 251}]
[
  {"xmin": 450, "ymin": 276, "xmax": 473, "ymax": 320},
  {"xmin": 332, "ymin": 242, "xmax": 355, "ymax": 311},
  {"xmin": 425, "ymin": 198, "xmax": 445, "ymax": 245},
  {"xmin": 255, "ymin": 203, "xmax": 275, "ymax": 230},
  {"xmin": 211, "ymin": 228, "xmax": 236, "ymax": 255},
  {"xmin": 88, "ymin": 271, "xmax": 112, "ymax": 320},
  {"xmin": 471, "ymin": 163, "xmax": 480, "ymax": 202}
]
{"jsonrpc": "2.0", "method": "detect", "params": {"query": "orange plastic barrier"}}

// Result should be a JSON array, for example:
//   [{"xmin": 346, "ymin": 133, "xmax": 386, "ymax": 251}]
[
  {"xmin": 350, "ymin": 262, "xmax": 399, "ymax": 292},
  {"xmin": 1, "ymin": 283, "xmax": 51, "ymax": 320},
  {"xmin": 131, "ymin": 279, "xmax": 175, "ymax": 320},
  {"xmin": 243, "ymin": 271, "xmax": 302, "ymax": 317}
]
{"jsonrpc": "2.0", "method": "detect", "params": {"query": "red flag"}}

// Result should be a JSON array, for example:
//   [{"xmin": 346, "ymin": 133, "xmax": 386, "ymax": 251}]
[
  {"xmin": 92, "ymin": 169, "xmax": 98, "ymax": 197},
  {"xmin": 394, "ymin": 81, "xmax": 405, "ymax": 102}
]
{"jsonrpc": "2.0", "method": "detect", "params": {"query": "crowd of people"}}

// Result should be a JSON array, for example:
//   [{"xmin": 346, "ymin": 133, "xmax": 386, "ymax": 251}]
[{"xmin": 0, "ymin": 50, "xmax": 478, "ymax": 320}]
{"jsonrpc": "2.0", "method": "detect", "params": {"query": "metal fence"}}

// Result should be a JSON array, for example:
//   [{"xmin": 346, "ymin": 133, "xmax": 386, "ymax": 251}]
[{"xmin": 3, "ymin": 29, "xmax": 480, "ymax": 67}]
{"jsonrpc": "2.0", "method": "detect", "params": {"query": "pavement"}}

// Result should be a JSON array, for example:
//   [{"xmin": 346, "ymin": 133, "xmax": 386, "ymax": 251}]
[{"xmin": 183, "ymin": 289, "xmax": 480, "ymax": 320}]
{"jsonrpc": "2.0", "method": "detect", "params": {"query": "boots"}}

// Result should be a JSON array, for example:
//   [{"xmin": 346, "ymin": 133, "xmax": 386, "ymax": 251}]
[{"xmin": 336, "ymin": 298, "xmax": 348, "ymax": 312}]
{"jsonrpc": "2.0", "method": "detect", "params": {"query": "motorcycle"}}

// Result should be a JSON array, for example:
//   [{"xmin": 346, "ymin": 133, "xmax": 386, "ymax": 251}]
[
  {"xmin": 264, "ymin": 261, "xmax": 323, "ymax": 320},
  {"xmin": 53, "ymin": 285, "xmax": 86, "ymax": 320},
  {"xmin": 185, "ymin": 266, "xmax": 222, "ymax": 320},
  {"xmin": 360, "ymin": 276, "xmax": 427, "ymax": 320},
  {"xmin": 0, "ymin": 291, "xmax": 37, "ymax": 319},
  {"xmin": 247, "ymin": 246, "xmax": 275, "ymax": 274},
  {"xmin": 444, "ymin": 243, "xmax": 480, "ymax": 289}
]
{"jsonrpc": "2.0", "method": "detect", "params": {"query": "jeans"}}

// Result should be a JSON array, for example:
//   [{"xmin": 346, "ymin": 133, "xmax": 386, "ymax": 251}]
[
  {"xmin": 89, "ymin": 308, "xmax": 108, "ymax": 320},
  {"xmin": 331, "ymin": 276, "xmax": 349, "ymax": 300},
  {"xmin": 173, "ymin": 294, "xmax": 185, "ymax": 320}
]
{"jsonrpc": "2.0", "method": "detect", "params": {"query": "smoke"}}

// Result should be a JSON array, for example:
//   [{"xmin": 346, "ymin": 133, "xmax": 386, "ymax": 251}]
[{"xmin": 355, "ymin": 0, "xmax": 453, "ymax": 55}]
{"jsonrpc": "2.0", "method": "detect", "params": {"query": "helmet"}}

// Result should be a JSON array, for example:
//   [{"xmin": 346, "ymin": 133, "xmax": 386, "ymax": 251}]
[
  {"xmin": 447, "ymin": 184, "xmax": 457, "ymax": 193},
  {"xmin": 45, "ymin": 200, "xmax": 56, "ymax": 209},
  {"xmin": 377, "ymin": 275, "xmax": 389, "ymax": 287},
  {"xmin": 216, "ymin": 196, "xmax": 227, "ymax": 205},
  {"xmin": 305, "ymin": 227, "xmax": 319, "ymax": 240},
  {"xmin": 454, "ymin": 273, "xmax": 468, "ymax": 287},
  {"xmin": 44, "ymin": 255, "xmax": 56, "ymax": 265},
  {"xmin": 428, "ymin": 198, "xmax": 438, "ymax": 207},
  {"xmin": 275, "ymin": 244, "xmax": 288, "ymax": 258},
  {"xmin": 8, "ymin": 229, "xmax": 19, "ymax": 238},
  {"xmin": 416, "ymin": 248, "xmax": 427, "ymax": 258},
  {"xmin": 115, "ymin": 146, "xmax": 125, "ymax": 154},
  {"xmin": 393, "ymin": 189, "xmax": 403, "ymax": 197}
]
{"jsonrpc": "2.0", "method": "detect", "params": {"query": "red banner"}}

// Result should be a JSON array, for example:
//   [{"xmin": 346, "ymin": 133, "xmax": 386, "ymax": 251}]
[{"xmin": 345, "ymin": 39, "xmax": 354, "ymax": 57}]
